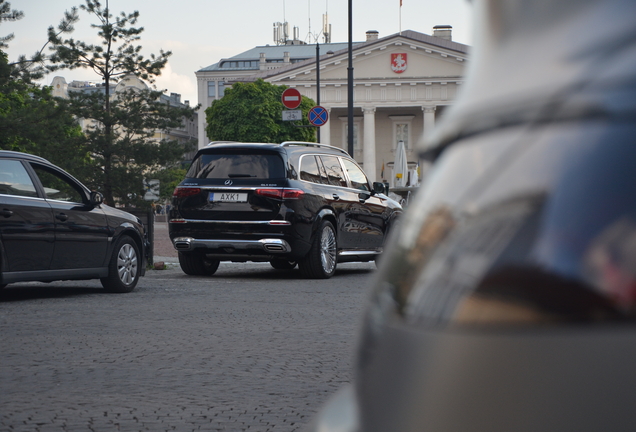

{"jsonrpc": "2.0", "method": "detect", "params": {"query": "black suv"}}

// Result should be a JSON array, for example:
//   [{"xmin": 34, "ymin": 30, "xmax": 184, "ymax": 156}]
[
  {"xmin": 0, "ymin": 151, "xmax": 146, "ymax": 292},
  {"xmin": 169, "ymin": 141, "xmax": 402, "ymax": 278}
]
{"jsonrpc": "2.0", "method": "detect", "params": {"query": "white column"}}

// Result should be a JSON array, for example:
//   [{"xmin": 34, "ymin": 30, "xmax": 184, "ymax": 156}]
[
  {"xmin": 197, "ymin": 79, "xmax": 209, "ymax": 150},
  {"xmin": 421, "ymin": 105, "xmax": 436, "ymax": 148},
  {"xmin": 363, "ymin": 107, "xmax": 377, "ymax": 182},
  {"xmin": 320, "ymin": 107, "xmax": 331, "ymax": 146}
]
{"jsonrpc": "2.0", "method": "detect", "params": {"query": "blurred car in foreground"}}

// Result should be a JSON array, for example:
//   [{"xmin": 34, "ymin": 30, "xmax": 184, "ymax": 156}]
[
  {"xmin": 0, "ymin": 151, "xmax": 146, "ymax": 293},
  {"xmin": 169, "ymin": 142, "xmax": 401, "ymax": 278},
  {"xmin": 308, "ymin": 0, "xmax": 636, "ymax": 430}
]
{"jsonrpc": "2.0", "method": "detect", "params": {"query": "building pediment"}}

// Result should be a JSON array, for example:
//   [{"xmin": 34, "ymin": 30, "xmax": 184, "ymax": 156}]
[{"xmin": 260, "ymin": 30, "xmax": 467, "ymax": 84}]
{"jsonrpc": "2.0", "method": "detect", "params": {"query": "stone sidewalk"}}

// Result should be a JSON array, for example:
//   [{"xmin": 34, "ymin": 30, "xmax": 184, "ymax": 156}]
[{"xmin": 152, "ymin": 220, "xmax": 179, "ymax": 263}]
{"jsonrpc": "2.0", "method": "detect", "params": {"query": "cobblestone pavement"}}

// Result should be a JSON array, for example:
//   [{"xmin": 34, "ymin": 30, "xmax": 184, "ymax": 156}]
[
  {"xmin": 0, "ymin": 260, "xmax": 377, "ymax": 432},
  {"xmin": 152, "ymin": 220, "xmax": 178, "ymax": 263}
]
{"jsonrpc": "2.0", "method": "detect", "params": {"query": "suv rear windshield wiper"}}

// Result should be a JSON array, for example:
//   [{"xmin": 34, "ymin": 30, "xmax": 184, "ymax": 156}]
[{"xmin": 228, "ymin": 173, "xmax": 257, "ymax": 178}]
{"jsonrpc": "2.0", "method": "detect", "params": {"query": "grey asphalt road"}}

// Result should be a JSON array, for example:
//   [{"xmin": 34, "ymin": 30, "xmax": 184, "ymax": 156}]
[{"xmin": 0, "ymin": 261, "xmax": 377, "ymax": 432}]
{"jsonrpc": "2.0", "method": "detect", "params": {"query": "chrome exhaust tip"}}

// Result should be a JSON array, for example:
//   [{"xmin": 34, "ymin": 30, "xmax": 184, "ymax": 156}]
[{"xmin": 173, "ymin": 237, "xmax": 193, "ymax": 251}]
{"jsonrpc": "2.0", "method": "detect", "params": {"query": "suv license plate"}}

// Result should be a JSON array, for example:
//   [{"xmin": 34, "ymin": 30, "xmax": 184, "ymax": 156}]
[{"xmin": 210, "ymin": 192, "xmax": 248, "ymax": 202}]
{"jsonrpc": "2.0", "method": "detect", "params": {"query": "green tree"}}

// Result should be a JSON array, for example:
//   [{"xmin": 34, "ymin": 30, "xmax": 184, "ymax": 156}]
[
  {"xmin": 149, "ymin": 166, "xmax": 187, "ymax": 202},
  {"xmin": 206, "ymin": 79, "xmax": 316, "ymax": 143},
  {"xmin": 0, "ymin": 2, "xmax": 89, "ymax": 175},
  {"xmin": 1, "ymin": 0, "xmax": 78, "ymax": 83},
  {"xmin": 47, "ymin": 0, "xmax": 197, "ymax": 206}
]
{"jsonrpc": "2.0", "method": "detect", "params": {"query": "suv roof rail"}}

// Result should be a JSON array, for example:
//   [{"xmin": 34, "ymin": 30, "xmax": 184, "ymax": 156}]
[
  {"xmin": 205, "ymin": 141, "xmax": 238, "ymax": 147},
  {"xmin": 280, "ymin": 141, "xmax": 350, "ymax": 156}
]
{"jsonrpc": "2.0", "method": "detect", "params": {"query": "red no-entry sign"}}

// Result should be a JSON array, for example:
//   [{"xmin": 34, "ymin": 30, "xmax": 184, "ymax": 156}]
[{"xmin": 281, "ymin": 88, "xmax": 302, "ymax": 109}]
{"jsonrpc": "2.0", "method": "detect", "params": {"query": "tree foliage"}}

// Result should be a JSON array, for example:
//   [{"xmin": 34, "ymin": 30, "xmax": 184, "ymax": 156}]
[
  {"xmin": 151, "ymin": 166, "xmax": 187, "ymax": 202},
  {"xmin": 64, "ymin": 85, "xmax": 196, "ymax": 206},
  {"xmin": 0, "ymin": 3, "xmax": 88, "ymax": 174},
  {"xmin": 205, "ymin": 79, "xmax": 316, "ymax": 143},
  {"xmin": 46, "ymin": 0, "xmax": 197, "ymax": 207},
  {"xmin": 1, "ymin": 0, "xmax": 78, "ymax": 84}
]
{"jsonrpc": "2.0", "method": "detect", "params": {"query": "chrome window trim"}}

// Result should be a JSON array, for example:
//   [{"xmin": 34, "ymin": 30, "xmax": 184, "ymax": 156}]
[
  {"xmin": 0, "ymin": 193, "xmax": 44, "ymax": 201},
  {"xmin": 45, "ymin": 199, "xmax": 84, "ymax": 205},
  {"xmin": 298, "ymin": 153, "xmax": 372, "ymax": 194}
]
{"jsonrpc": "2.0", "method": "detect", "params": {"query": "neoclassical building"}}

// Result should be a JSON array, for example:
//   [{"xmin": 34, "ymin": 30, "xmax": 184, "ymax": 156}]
[{"xmin": 196, "ymin": 27, "xmax": 469, "ymax": 184}]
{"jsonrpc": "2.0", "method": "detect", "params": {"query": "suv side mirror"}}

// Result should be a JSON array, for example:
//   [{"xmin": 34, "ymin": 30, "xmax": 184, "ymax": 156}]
[
  {"xmin": 373, "ymin": 182, "xmax": 387, "ymax": 195},
  {"xmin": 90, "ymin": 191, "xmax": 104, "ymax": 206}
]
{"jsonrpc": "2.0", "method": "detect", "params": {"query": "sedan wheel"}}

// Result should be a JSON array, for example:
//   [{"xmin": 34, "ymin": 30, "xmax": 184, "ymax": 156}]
[{"xmin": 101, "ymin": 236, "xmax": 140, "ymax": 293}]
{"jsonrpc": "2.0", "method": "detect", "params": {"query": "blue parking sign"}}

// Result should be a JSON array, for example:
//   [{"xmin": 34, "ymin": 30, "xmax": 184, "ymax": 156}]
[{"xmin": 308, "ymin": 106, "xmax": 329, "ymax": 127}]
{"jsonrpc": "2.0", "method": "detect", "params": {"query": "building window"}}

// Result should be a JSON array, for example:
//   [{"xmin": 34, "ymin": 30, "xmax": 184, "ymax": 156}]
[
  {"xmin": 342, "ymin": 123, "xmax": 360, "ymax": 152},
  {"xmin": 389, "ymin": 115, "xmax": 415, "ymax": 151},
  {"xmin": 396, "ymin": 123, "xmax": 408, "ymax": 148},
  {"xmin": 208, "ymin": 81, "xmax": 216, "ymax": 97},
  {"xmin": 339, "ymin": 116, "xmax": 362, "ymax": 155},
  {"xmin": 218, "ymin": 82, "xmax": 225, "ymax": 97}
]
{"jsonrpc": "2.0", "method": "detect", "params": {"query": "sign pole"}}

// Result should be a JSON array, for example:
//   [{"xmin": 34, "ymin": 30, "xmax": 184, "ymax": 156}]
[{"xmin": 316, "ymin": 41, "xmax": 321, "ymax": 143}]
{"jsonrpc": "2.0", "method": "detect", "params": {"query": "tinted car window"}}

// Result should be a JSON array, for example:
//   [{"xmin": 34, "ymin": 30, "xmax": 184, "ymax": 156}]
[
  {"xmin": 187, "ymin": 153, "xmax": 285, "ymax": 179},
  {"xmin": 341, "ymin": 158, "xmax": 370, "ymax": 191},
  {"xmin": 319, "ymin": 155, "xmax": 347, "ymax": 187},
  {"xmin": 0, "ymin": 160, "xmax": 38, "ymax": 197},
  {"xmin": 32, "ymin": 165, "xmax": 84, "ymax": 203},
  {"xmin": 300, "ymin": 155, "xmax": 327, "ymax": 184}
]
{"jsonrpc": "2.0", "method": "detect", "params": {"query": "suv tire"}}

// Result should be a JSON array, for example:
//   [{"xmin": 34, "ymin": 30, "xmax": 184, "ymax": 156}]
[
  {"xmin": 270, "ymin": 259, "xmax": 297, "ymax": 270},
  {"xmin": 299, "ymin": 220, "xmax": 337, "ymax": 279},
  {"xmin": 178, "ymin": 251, "xmax": 220, "ymax": 276},
  {"xmin": 101, "ymin": 236, "xmax": 140, "ymax": 293}
]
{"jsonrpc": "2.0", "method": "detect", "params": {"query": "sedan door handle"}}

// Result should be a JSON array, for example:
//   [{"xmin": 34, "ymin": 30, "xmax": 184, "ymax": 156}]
[
  {"xmin": 332, "ymin": 194, "xmax": 340, "ymax": 200},
  {"xmin": 55, "ymin": 213, "xmax": 68, "ymax": 222},
  {"xmin": 0, "ymin": 209, "xmax": 13, "ymax": 218}
]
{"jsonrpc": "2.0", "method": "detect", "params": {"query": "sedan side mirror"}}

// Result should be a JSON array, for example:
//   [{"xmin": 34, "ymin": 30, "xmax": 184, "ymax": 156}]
[{"xmin": 90, "ymin": 191, "xmax": 104, "ymax": 206}]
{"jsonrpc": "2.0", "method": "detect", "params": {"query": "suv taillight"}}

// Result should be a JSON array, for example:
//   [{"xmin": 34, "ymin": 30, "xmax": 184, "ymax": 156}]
[
  {"xmin": 173, "ymin": 187, "xmax": 201, "ymax": 198},
  {"xmin": 282, "ymin": 189, "xmax": 304, "ymax": 199},
  {"xmin": 255, "ymin": 188, "xmax": 304, "ymax": 200}
]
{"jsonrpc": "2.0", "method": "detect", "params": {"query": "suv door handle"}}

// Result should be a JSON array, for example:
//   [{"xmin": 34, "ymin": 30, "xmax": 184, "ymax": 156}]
[
  {"xmin": 55, "ymin": 213, "xmax": 68, "ymax": 222},
  {"xmin": 0, "ymin": 209, "xmax": 13, "ymax": 218},
  {"xmin": 332, "ymin": 194, "xmax": 340, "ymax": 200}
]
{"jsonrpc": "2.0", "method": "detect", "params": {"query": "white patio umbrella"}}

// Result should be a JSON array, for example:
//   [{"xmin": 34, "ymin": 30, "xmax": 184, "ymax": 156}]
[{"xmin": 394, "ymin": 140, "xmax": 408, "ymax": 188}]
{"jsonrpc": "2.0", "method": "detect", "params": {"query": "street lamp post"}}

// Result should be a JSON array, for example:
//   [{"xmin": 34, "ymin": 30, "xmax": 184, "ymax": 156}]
[{"xmin": 347, "ymin": 0, "xmax": 354, "ymax": 157}]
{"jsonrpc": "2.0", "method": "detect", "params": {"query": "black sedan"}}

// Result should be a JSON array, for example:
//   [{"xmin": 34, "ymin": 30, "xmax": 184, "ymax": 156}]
[{"xmin": 0, "ymin": 151, "xmax": 146, "ymax": 292}]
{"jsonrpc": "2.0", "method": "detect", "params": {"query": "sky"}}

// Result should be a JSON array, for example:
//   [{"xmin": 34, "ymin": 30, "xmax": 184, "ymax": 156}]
[{"xmin": 3, "ymin": 0, "xmax": 473, "ymax": 105}]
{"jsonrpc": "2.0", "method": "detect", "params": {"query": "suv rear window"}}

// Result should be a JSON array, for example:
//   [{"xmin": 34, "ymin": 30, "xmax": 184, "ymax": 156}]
[{"xmin": 187, "ymin": 153, "xmax": 285, "ymax": 180}]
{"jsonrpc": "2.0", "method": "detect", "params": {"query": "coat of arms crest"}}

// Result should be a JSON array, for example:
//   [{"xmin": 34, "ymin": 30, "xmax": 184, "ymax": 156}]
[{"xmin": 391, "ymin": 53, "xmax": 407, "ymax": 73}]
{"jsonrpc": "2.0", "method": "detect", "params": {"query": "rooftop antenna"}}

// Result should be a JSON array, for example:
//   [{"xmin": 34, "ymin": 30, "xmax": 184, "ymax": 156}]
[
  {"xmin": 306, "ymin": 0, "xmax": 330, "ymax": 44},
  {"xmin": 273, "ymin": 0, "xmax": 290, "ymax": 45},
  {"xmin": 306, "ymin": 0, "xmax": 313, "ymax": 43}
]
